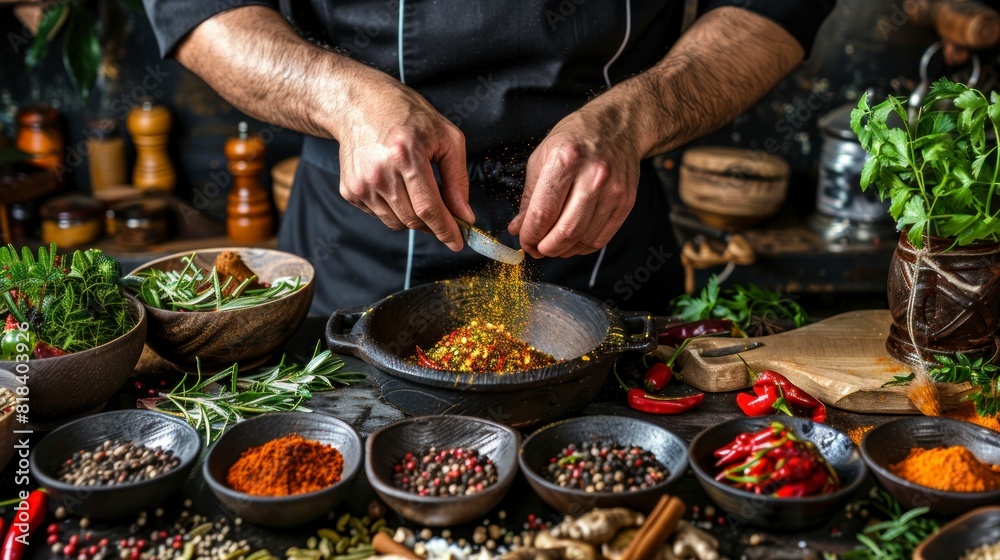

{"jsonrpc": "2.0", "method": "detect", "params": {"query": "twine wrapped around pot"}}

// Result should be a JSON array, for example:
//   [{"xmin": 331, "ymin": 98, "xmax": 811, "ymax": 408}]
[{"xmin": 886, "ymin": 233, "xmax": 1000, "ymax": 368}]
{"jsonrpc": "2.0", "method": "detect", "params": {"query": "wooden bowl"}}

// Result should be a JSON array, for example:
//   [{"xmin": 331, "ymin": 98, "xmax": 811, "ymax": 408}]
[
  {"xmin": 861, "ymin": 416, "xmax": 1000, "ymax": 515},
  {"xmin": 128, "ymin": 248, "xmax": 314, "ymax": 370},
  {"xmin": 365, "ymin": 415, "xmax": 520, "ymax": 527},
  {"xmin": 519, "ymin": 415, "xmax": 689, "ymax": 515},
  {"xmin": 204, "ymin": 412, "xmax": 363, "ymax": 528},
  {"xmin": 30, "ymin": 410, "xmax": 200, "ymax": 519},
  {"xmin": 914, "ymin": 506, "xmax": 1000, "ymax": 560},
  {"xmin": 0, "ymin": 295, "xmax": 146, "ymax": 419},
  {"xmin": 689, "ymin": 416, "xmax": 867, "ymax": 530}
]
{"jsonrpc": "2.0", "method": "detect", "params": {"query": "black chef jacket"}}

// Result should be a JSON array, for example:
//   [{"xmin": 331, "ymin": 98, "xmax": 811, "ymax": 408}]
[{"xmin": 143, "ymin": 0, "xmax": 834, "ymax": 316}]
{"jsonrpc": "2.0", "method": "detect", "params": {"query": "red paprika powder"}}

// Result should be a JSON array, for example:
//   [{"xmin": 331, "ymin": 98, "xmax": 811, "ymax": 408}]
[{"xmin": 225, "ymin": 433, "xmax": 344, "ymax": 496}]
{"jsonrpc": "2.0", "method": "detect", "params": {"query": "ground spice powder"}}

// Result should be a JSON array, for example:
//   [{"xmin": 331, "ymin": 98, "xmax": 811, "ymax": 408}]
[
  {"xmin": 888, "ymin": 445, "xmax": 1000, "ymax": 493},
  {"xmin": 946, "ymin": 401, "xmax": 1000, "ymax": 433},
  {"xmin": 226, "ymin": 433, "xmax": 344, "ymax": 496}
]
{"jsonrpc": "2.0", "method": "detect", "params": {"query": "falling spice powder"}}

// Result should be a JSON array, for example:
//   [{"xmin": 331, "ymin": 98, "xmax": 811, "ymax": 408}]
[
  {"xmin": 888, "ymin": 445, "xmax": 1000, "ymax": 493},
  {"xmin": 226, "ymin": 433, "xmax": 344, "ymax": 496}
]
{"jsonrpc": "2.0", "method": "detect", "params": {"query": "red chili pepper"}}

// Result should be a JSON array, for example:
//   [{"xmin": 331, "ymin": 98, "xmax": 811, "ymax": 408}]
[
  {"xmin": 1, "ymin": 489, "xmax": 47, "ymax": 560},
  {"xmin": 415, "ymin": 347, "xmax": 441, "ymax": 369},
  {"xmin": 626, "ymin": 388, "xmax": 703, "ymax": 415},
  {"xmin": 643, "ymin": 362, "xmax": 673, "ymax": 393},
  {"xmin": 772, "ymin": 466, "xmax": 829, "ymax": 498},
  {"xmin": 32, "ymin": 341, "xmax": 66, "ymax": 359},
  {"xmin": 3, "ymin": 314, "xmax": 16, "ymax": 332},
  {"xmin": 740, "ymin": 362, "xmax": 828, "ymax": 424},
  {"xmin": 736, "ymin": 383, "xmax": 781, "ymax": 416},
  {"xmin": 658, "ymin": 319, "xmax": 743, "ymax": 347}
]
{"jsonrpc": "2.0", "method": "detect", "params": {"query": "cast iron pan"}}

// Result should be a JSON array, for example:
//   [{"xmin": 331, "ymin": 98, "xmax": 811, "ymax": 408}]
[{"xmin": 326, "ymin": 279, "xmax": 656, "ymax": 426}]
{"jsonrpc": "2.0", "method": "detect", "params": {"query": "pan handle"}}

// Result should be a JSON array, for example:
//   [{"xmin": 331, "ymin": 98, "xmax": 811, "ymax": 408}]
[
  {"xmin": 325, "ymin": 309, "xmax": 365, "ymax": 357},
  {"xmin": 607, "ymin": 311, "xmax": 657, "ymax": 354}
]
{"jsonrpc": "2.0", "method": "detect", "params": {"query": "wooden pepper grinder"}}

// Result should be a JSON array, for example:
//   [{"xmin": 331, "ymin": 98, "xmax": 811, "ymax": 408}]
[
  {"xmin": 226, "ymin": 122, "xmax": 274, "ymax": 243},
  {"xmin": 127, "ymin": 101, "xmax": 176, "ymax": 192}
]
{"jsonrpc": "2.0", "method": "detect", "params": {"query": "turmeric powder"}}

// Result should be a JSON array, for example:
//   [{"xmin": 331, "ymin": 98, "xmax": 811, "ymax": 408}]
[{"xmin": 888, "ymin": 446, "xmax": 1000, "ymax": 493}]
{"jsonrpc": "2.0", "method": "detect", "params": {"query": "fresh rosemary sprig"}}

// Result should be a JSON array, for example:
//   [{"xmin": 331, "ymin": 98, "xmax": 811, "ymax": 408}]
[
  {"xmin": 139, "ymin": 342, "xmax": 365, "ymax": 442},
  {"xmin": 928, "ymin": 352, "xmax": 1000, "ymax": 416},
  {"xmin": 839, "ymin": 488, "xmax": 940, "ymax": 560},
  {"xmin": 127, "ymin": 253, "xmax": 301, "ymax": 312}
]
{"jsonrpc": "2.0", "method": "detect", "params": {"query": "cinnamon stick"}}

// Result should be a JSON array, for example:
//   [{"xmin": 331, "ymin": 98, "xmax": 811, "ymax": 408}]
[
  {"xmin": 621, "ymin": 495, "xmax": 686, "ymax": 560},
  {"xmin": 372, "ymin": 531, "xmax": 420, "ymax": 560}
]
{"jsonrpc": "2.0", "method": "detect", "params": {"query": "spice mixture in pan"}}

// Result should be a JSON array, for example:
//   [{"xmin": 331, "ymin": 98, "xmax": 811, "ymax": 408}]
[{"xmin": 413, "ymin": 319, "xmax": 556, "ymax": 373}]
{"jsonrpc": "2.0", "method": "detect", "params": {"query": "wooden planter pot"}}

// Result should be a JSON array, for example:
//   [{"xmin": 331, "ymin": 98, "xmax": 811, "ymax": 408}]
[{"xmin": 886, "ymin": 233, "xmax": 1000, "ymax": 368}]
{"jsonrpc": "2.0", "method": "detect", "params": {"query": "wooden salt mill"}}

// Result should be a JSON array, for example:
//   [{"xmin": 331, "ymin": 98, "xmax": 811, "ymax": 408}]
[
  {"xmin": 127, "ymin": 101, "xmax": 176, "ymax": 192},
  {"xmin": 226, "ymin": 122, "xmax": 274, "ymax": 243}
]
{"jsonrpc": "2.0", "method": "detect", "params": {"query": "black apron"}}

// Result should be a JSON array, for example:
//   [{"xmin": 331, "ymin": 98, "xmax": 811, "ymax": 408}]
[{"xmin": 277, "ymin": 1, "xmax": 685, "ymax": 316}]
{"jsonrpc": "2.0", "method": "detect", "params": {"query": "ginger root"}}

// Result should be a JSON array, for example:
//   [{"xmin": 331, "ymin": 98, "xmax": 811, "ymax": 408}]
[
  {"xmin": 549, "ymin": 508, "xmax": 644, "ymax": 545},
  {"xmin": 214, "ymin": 250, "xmax": 264, "ymax": 295},
  {"xmin": 671, "ymin": 521, "xmax": 719, "ymax": 560},
  {"xmin": 533, "ymin": 532, "xmax": 597, "ymax": 560}
]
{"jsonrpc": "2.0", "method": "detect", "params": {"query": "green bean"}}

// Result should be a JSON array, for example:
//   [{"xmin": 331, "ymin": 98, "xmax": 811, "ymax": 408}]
[
  {"xmin": 349, "ymin": 533, "xmax": 362, "ymax": 546},
  {"xmin": 245, "ymin": 550, "xmax": 274, "ymax": 560},
  {"xmin": 307, "ymin": 537, "xmax": 319, "ymax": 550},
  {"xmin": 224, "ymin": 547, "xmax": 251, "ymax": 560},
  {"xmin": 370, "ymin": 519, "xmax": 386, "ymax": 532},
  {"xmin": 335, "ymin": 538, "xmax": 349, "ymax": 554},
  {"xmin": 179, "ymin": 542, "xmax": 196, "ymax": 560},
  {"xmin": 286, "ymin": 547, "xmax": 323, "ymax": 560},
  {"xmin": 318, "ymin": 529, "xmax": 342, "ymax": 542},
  {"xmin": 319, "ymin": 538, "xmax": 333, "ymax": 558},
  {"xmin": 378, "ymin": 527, "xmax": 395, "ymax": 537},
  {"xmin": 336, "ymin": 513, "xmax": 352, "ymax": 532},
  {"xmin": 188, "ymin": 522, "xmax": 214, "ymax": 537}
]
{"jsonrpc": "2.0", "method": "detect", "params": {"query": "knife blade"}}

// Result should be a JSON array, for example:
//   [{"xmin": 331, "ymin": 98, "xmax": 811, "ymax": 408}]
[
  {"xmin": 455, "ymin": 217, "xmax": 524, "ymax": 265},
  {"xmin": 698, "ymin": 341, "xmax": 765, "ymax": 358}
]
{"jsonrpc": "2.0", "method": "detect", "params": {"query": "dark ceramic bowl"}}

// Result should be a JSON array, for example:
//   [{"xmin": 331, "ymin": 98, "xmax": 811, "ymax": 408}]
[
  {"xmin": 365, "ymin": 415, "xmax": 520, "ymax": 526},
  {"xmin": 519, "ymin": 415, "xmax": 688, "ymax": 515},
  {"xmin": 203, "ymin": 412, "xmax": 362, "ymax": 528},
  {"xmin": 861, "ymin": 416, "xmax": 1000, "ymax": 515},
  {"xmin": 30, "ymin": 410, "xmax": 200, "ymax": 519},
  {"xmin": 0, "ymin": 295, "xmax": 146, "ymax": 419},
  {"xmin": 914, "ymin": 506, "xmax": 1000, "ymax": 560},
  {"xmin": 128, "ymin": 248, "xmax": 314, "ymax": 370},
  {"xmin": 327, "ymin": 279, "xmax": 656, "ymax": 427},
  {"xmin": 689, "ymin": 416, "xmax": 867, "ymax": 530}
]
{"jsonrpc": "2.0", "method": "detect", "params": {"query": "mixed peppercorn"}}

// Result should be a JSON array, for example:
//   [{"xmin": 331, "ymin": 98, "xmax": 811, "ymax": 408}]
[
  {"xmin": 57, "ymin": 440, "xmax": 180, "ymax": 487},
  {"xmin": 411, "ymin": 320, "xmax": 556, "ymax": 373},
  {"xmin": 543, "ymin": 440, "xmax": 668, "ymax": 493},
  {"xmin": 713, "ymin": 422, "xmax": 841, "ymax": 498},
  {"xmin": 392, "ymin": 447, "xmax": 498, "ymax": 497}
]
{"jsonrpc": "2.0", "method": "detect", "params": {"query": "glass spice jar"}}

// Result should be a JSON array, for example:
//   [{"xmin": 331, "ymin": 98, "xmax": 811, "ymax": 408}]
[
  {"xmin": 113, "ymin": 197, "xmax": 170, "ymax": 248},
  {"xmin": 39, "ymin": 194, "xmax": 104, "ymax": 248},
  {"xmin": 16, "ymin": 104, "xmax": 64, "ymax": 172}
]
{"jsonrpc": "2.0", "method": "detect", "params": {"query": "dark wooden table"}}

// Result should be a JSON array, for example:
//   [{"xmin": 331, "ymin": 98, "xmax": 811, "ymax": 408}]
[{"xmin": 7, "ymin": 317, "xmax": 917, "ymax": 560}]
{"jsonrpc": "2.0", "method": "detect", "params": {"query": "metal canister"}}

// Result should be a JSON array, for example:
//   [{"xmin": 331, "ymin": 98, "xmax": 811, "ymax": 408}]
[{"xmin": 814, "ymin": 102, "xmax": 892, "ymax": 224}]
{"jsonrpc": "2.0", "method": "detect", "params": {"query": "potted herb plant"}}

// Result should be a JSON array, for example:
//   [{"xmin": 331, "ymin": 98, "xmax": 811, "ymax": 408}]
[{"xmin": 851, "ymin": 78, "xmax": 1000, "ymax": 370}]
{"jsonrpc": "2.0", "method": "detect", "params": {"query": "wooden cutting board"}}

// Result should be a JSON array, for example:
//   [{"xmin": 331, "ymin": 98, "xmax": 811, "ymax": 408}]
[{"xmin": 674, "ymin": 310, "xmax": 970, "ymax": 414}]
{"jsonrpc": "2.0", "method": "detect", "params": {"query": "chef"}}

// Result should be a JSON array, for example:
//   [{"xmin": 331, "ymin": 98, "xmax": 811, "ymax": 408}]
[{"xmin": 142, "ymin": 1, "xmax": 834, "ymax": 315}]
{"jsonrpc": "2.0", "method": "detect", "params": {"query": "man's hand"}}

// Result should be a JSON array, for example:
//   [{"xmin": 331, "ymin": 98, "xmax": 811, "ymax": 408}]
[
  {"xmin": 174, "ymin": 6, "xmax": 474, "ymax": 251},
  {"xmin": 334, "ymin": 71, "xmax": 474, "ymax": 251},
  {"xmin": 509, "ymin": 104, "xmax": 641, "ymax": 258},
  {"xmin": 511, "ymin": 7, "xmax": 804, "ymax": 258}
]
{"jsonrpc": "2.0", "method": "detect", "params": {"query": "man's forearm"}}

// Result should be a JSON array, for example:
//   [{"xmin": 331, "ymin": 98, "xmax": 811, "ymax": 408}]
[
  {"xmin": 175, "ymin": 6, "xmax": 370, "ymax": 140},
  {"xmin": 598, "ymin": 7, "xmax": 806, "ymax": 159}
]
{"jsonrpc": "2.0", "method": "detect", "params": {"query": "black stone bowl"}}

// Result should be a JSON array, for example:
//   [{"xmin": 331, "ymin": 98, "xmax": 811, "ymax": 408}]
[
  {"xmin": 203, "ymin": 412, "xmax": 363, "ymax": 528},
  {"xmin": 688, "ymin": 416, "xmax": 867, "ymax": 530},
  {"xmin": 519, "ymin": 415, "xmax": 689, "ymax": 515},
  {"xmin": 861, "ymin": 416, "xmax": 1000, "ymax": 515},
  {"xmin": 326, "ymin": 279, "xmax": 656, "ymax": 427},
  {"xmin": 365, "ymin": 415, "xmax": 520, "ymax": 526},
  {"xmin": 914, "ymin": 506, "xmax": 1000, "ymax": 560},
  {"xmin": 30, "ymin": 410, "xmax": 200, "ymax": 520}
]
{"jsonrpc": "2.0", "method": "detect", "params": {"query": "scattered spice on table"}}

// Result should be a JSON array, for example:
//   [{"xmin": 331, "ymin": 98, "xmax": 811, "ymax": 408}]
[
  {"xmin": 226, "ymin": 433, "xmax": 344, "ymax": 496},
  {"xmin": 888, "ymin": 445, "xmax": 1000, "ymax": 492},
  {"xmin": 714, "ymin": 421, "xmax": 841, "ymax": 497},
  {"xmin": 411, "ymin": 319, "xmax": 557, "ymax": 373},
  {"xmin": 392, "ymin": 446, "xmax": 498, "ymax": 496},
  {"xmin": 844, "ymin": 424, "xmax": 874, "ymax": 446},
  {"xmin": 57, "ymin": 439, "xmax": 181, "ymax": 486},
  {"xmin": 946, "ymin": 401, "xmax": 1000, "ymax": 433},
  {"xmin": 961, "ymin": 540, "xmax": 1000, "ymax": 560},
  {"xmin": 543, "ymin": 440, "xmax": 668, "ymax": 493}
]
